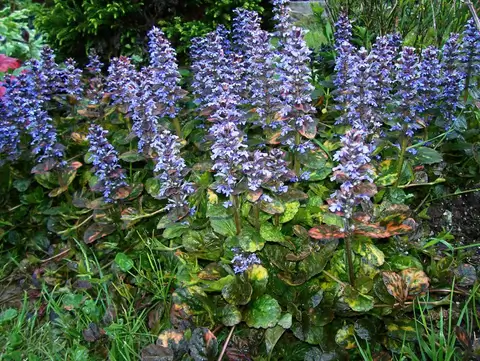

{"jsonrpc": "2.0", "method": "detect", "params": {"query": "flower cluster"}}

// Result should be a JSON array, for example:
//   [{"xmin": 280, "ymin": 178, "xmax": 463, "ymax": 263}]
[
  {"xmin": 439, "ymin": 33, "xmax": 465, "ymax": 125},
  {"xmin": 276, "ymin": 26, "xmax": 316, "ymax": 153},
  {"xmin": 61, "ymin": 58, "xmax": 83, "ymax": 98},
  {"xmin": 329, "ymin": 128, "xmax": 374, "ymax": 219},
  {"xmin": 87, "ymin": 124, "xmax": 127, "ymax": 202},
  {"xmin": 151, "ymin": 130, "xmax": 195, "ymax": 217},
  {"xmin": 231, "ymin": 248, "xmax": 261, "ymax": 274},
  {"xmin": 417, "ymin": 46, "xmax": 441, "ymax": 114},
  {"xmin": 391, "ymin": 47, "xmax": 421, "ymax": 137},
  {"xmin": 85, "ymin": 50, "xmax": 105, "ymax": 104},
  {"xmin": 146, "ymin": 27, "xmax": 184, "ymax": 119},
  {"xmin": 461, "ymin": 19, "xmax": 480, "ymax": 82},
  {"xmin": 242, "ymin": 148, "xmax": 291, "ymax": 195},
  {"xmin": 272, "ymin": 0, "xmax": 292, "ymax": 39},
  {"xmin": 106, "ymin": 56, "xmax": 138, "ymax": 107}
]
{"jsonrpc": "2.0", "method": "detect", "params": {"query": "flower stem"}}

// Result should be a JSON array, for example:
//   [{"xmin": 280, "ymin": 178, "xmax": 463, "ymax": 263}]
[
  {"xmin": 253, "ymin": 202, "xmax": 260, "ymax": 232},
  {"xmin": 173, "ymin": 118, "xmax": 182, "ymax": 139},
  {"xmin": 232, "ymin": 195, "xmax": 241, "ymax": 235},
  {"xmin": 294, "ymin": 132, "xmax": 301, "ymax": 175},
  {"xmin": 394, "ymin": 132, "xmax": 408, "ymax": 187},
  {"xmin": 344, "ymin": 219, "xmax": 355, "ymax": 287}
]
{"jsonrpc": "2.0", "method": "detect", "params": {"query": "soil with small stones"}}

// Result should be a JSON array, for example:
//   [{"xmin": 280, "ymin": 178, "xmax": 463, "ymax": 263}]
[{"xmin": 427, "ymin": 191, "xmax": 480, "ymax": 264}]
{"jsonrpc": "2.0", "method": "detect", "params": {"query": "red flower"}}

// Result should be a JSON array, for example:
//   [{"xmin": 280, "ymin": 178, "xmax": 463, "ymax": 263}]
[{"xmin": 0, "ymin": 55, "xmax": 21, "ymax": 72}]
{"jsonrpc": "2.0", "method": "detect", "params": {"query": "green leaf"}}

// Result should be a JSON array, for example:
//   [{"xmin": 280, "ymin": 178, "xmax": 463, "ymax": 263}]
[
  {"xmin": 260, "ymin": 222, "xmax": 285, "ymax": 243},
  {"xmin": 115, "ymin": 252, "xmax": 134, "ymax": 272},
  {"xmin": 279, "ymin": 201, "xmax": 300, "ymax": 223},
  {"xmin": 163, "ymin": 223, "xmax": 190, "ymax": 239},
  {"xmin": 245, "ymin": 294, "xmax": 282, "ymax": 328},
  {"xmin": 260, "ymin": 199, "xmax": 285, "ymax": 215},
  {"xmin": 0, "ymin": 308, "xmax": 18, "ymax": 324},
  {"xmin": 387, "ymin": 255, "xmax": 423, "ymax": 271},
  {"xmin": 414, "ymin": 147, "xmax": 443, "ymax": 164},
  {"xmin": 343, "ymin": 285, "xmax": 374, "ymax": 312},
  {"xmin": 222, "ymin": 277, "xmax": 252, "ymax": 305},
  {"xmin": 13, "ymin": 179, "xmax": 30, "ymax": 192},
  {"xmin": 119, "ymin": 150, "xmax": 145, "ymax": 162},
  {"xmin": 145, "ymin": 178, "xmax": 161, "ymax": 197},
  {"xmin": 335, "ymin": 324, "xmax": 356, "ymax": 349},
  {"xmin": 210, "ymin": 218, "xmax": 237, "ymax": 236},
  {"xmin": 277, "ymin": 313, "xmax": 292, "ymax": 329},
  {"xmin": 219, "ymin": 304, "xmax": 242, "ymax": 326},
  {"xmin": 238, "ymin": 226, "xmax": 265, "ymax": 252},
  {"xmin": 265, "ymin": 325, "xmax": 286, "ymax": 355}
]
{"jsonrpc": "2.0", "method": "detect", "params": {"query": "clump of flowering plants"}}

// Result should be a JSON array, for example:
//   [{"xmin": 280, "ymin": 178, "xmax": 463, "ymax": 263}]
[{"xmin": 1, "ymin": 2, "xmax": 480, "ymax": 359}]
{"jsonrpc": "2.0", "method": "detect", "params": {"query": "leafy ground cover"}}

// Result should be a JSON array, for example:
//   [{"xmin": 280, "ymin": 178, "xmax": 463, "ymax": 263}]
[{"xmin": 1, "ymin": 0, "xmax": 480, "ymax": 360}]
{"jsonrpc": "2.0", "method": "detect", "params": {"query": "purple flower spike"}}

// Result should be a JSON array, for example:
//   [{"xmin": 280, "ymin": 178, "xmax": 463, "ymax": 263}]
[
  {"xmin": 62, "ymin": 58, "xmax": 83, "ymax": 98},
  {"xmin": 334, "ymin": 12, "xmax": 352, "ymax": 52},
  {"xmin": 461, "ymin": 19, "xmax": 480, "ymax": 87},
  {"xmin": 391, "ymin": 47, "xmax": 421, "ymax": 137},
  {"xmin": 151, "ymin": 130, "xmax": 194, "ymax": 216},
  {"xmin": 417, "ymin": 46, "xmax": 441, "ymax": 115},
  {"xmin": 329, "ymin": 128, "xmax": 374, "ymax": 219},
  {"xmin": 277, "ymin": 26, "xmax": 316, "ymax": 152},
  {"xmin": 146, "ymin": 27, "xmax": 184, "ymax": 118},
  {"xmin": 272, "ymin": 0, "xmax": 292, "ymax": 38},
  {"xmin": 87, "ymin": 124, "xmax": 127, "ymax": 202},
  {"xmin": 40, "ymin": 46, "xmax": 62, "ymax": 96},
  {"xmin": 439, "ymin": 33, "xmax": 465, "ymax": 125},
  {"xmin": 106, "ymin": 56, "xmax": 138, "ymax": 107}
]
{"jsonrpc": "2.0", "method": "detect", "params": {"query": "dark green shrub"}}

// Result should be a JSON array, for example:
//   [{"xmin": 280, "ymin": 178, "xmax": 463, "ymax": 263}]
[{"xmin": 33, "ymin": 0, "xmax": 265, "ymax": 63}]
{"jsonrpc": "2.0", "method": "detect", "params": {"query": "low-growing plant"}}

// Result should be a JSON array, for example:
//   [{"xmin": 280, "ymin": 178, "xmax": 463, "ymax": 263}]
[{"xmin": 1, "ymin": 0, "xmax": 480, "ymax": 359}]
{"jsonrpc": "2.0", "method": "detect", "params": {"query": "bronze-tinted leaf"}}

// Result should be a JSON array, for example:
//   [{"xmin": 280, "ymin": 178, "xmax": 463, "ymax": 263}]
[
  {"xmin": 400, "ymin": 268, "xmax": 429, "ymax": 298},
  {"xmin": 382, "ymin": 271, "xmax": 406, "ymax": 302},
  {"xmin": 309, "ymin": 225, "xmax": 345, "ymax": 239},
  {"xmin": 455, "ymin": 326, "xmax": 472, "ymax": 350},
  {"xmin": 83, "ymin": 223, "xmax": 116, "ymax": 244}
]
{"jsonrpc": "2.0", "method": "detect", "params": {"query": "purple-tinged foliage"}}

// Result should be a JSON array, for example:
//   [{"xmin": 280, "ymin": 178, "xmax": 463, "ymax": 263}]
[
  {"xmin": 329, "ymin": 128, "xmax": 374, "ymax": 219},
  {"xmin": 61, "ymin": 58, "xmax": 83, "ymax": 98},
  {"xmin": 151, "ymin": 130, "xmax": 194, "ymax": 216},
  {"xmin": 276, "ymin": 26, "xmax": 316, "ymax": 152},
  {"xmin": 87, "ymin": 124, "xmax": 127, "ymax": 202},
  {"xmin": 391, "ymin": 47, "xmax": 421, "ymax": 137},
  {"xmin": 439, "ymin": 34, "xmax": 465, "ymax": 124},
  {"xmin": 231, "ymin": 248, "xmax": 261, "ymax": 274},
  {"xmin": 417, "ymin": 46, "xmax": 441, "ymax": 114}
]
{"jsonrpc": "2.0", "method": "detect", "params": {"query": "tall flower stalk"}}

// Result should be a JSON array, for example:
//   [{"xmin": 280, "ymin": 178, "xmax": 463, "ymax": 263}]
[
  {"xmin": 87, "ymin": 124, "xmax": 128, "ymax": 202},
  {"xmin": 329, "ymin": 128, "xmax": 375, "ymax": 285},
  {"xmin": 151, "ymin": 130, "xmax": 195, "ymax": 219}
]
